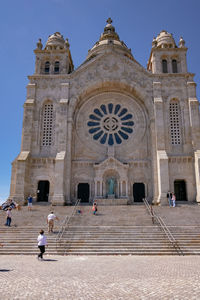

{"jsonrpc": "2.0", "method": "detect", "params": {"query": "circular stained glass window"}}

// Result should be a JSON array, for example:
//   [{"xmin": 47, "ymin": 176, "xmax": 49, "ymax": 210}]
[{"xmin": 87, "ymin": 103, "xmax": 134, "ymax": 145}]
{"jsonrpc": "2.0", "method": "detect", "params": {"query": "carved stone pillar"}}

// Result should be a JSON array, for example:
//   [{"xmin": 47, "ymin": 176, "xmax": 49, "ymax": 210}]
[
  {"xmin": 66, "ymin": 118, "xmax": 73, "ymax": 203},
  {"xmin": 100, "ymin": 181, "xmax": 103, "ymax": 197},
  {"xmin": 126, "ymin": 181, "xmax": 128, "ymax": 197},
  {"xmin": 51, "ymin": 151, "xmax": 66, "ymax": 205},
  {"xmin": 120, "ymin": 182, "xmax": 122, "ymax": 197},
  {"xmin": 194, "ymin": 151, "xmax": 200, "ymax": 202},
  {"xmin": 157, "ymin": 150, "xmax": 170, "ymax": 204},
  {"xmin": 94, "ymin": 180, "xmax": 97, "ymax": 197},
  {"xmin": 117, "ymin": 181, "xmax": 120, "ymax": 198}
]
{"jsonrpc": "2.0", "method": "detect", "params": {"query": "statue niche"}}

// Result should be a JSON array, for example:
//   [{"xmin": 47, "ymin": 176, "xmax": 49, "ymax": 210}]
[{"xmin": 107, "ymin": 177, "xmax": 116, "ymax": 198}]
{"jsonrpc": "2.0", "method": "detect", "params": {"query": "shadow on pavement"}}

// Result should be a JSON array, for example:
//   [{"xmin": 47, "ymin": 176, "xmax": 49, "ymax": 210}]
[
  {"xmin": 43, "ymin": 259, "xmax": 58, "ymax": 262},
  {"xmin": 0, "ymin": 269, "xmax": 13, "ymax": 272}
]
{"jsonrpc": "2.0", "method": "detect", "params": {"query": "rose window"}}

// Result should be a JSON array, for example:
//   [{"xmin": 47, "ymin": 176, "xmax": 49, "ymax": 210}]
[{"xmin": 87, "ymin": 103, "xmax": 134, "ymax": 145}]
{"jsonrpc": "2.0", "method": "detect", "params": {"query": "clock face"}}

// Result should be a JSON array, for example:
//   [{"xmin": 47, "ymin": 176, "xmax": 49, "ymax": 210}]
[{"xmin": 87, "ymin": 103, "xmax": 134, "ymax": 146}]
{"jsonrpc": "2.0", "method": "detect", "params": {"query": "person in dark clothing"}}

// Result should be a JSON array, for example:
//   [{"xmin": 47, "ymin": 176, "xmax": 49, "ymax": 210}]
[
  {"xmin": 5, "ymin": 208, "xmax": 12, "ymax": 226},
  {"xmin": 167, "ymin": 191, "xmax": 172, "ymax": 207}
]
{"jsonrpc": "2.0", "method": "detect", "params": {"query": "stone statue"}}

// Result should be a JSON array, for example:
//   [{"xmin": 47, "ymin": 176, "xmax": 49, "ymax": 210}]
[{"xmin": 108, "ymin": 177, "xmax": 115, "ymax": 195}]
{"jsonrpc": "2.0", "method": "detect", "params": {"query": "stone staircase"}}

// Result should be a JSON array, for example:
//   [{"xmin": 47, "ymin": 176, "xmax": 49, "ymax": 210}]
[
  {"xmin": 0, "ymin": 226, "xmax": 58, "ymax": 255},
  {"xmin": 1, "ymin": 204, "xmax": 200, "ymax": 255},
  {"xmin": 169, "ymin": 226, "xmax": 200, "ymax": 255},
  {"xmin": 56, "ymin": 225, "xmax": 177, "ymax": 255}
]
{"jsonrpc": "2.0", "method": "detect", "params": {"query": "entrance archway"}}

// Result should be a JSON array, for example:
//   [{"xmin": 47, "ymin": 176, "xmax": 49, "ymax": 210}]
[
  {"xmin": 77, "ymin": 183, "xmax": 90, "ymax": 203},
  {"xmin": 174, "ymin": 180, "xmax": 187, "ymax": 201},
  {"xmin": 37, "ymin": 181, "xmax": 49, "ymax": 202},
  {"xmin": 133, "ymin": 183, "xmax": 145, "ymax": 202}
]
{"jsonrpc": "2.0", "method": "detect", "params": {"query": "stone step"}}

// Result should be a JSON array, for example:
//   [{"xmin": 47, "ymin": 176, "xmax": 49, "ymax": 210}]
[{"xmin": 0, "ymin": 251, "xmax": 181, "ymax": 256}]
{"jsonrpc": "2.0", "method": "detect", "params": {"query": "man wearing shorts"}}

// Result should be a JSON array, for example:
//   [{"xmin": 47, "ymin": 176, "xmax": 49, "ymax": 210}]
[
  {"xmin": 27, "ymin": 195, "xmax": 33, "ymax": 211},
  {"xmin": 47, "ymin": 212, "xmax": 58, "ymax": 233}
]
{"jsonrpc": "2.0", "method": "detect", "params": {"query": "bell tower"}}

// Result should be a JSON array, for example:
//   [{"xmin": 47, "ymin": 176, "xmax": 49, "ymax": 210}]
[
  {"xmin": 147, "ymin": 30, "xmax": 187, "ymax": 74},
  {"xmin": 34, "ymin": 32, "xmax": 74, "ymax": 75}
]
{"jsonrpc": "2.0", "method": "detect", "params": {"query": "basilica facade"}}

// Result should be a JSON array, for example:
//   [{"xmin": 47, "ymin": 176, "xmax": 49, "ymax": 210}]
[{"xmin": 10, "ymin": 19, "xmax": 200, "ymax": 205}]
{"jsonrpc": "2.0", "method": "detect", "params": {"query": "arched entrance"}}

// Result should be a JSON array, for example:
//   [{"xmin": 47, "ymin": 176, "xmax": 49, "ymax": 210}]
[
  {"xmin": 174, "ymin": 180, "xmax": 187, "ymax": 201},
  {"xmin": 77, "ymin": 183, "xmax": 90, "ymax": 203},
  {"xmin": 133, "ymin": 183, "xmax": 145, "ymax": 202},
  {"xmin": 37, "ymin": 181, "xmax": 49, "ymax": 202}
]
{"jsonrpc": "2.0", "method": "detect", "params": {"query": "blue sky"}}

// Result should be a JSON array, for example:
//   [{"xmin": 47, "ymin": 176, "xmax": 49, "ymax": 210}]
[{"xmin": 0, "ymin": 0, "xmax": 200, "ymax": 201}]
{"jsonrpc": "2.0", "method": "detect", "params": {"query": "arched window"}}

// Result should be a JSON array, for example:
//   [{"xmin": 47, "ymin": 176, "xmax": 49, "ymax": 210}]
[
  {"xmin": 162, "ymin": 59, "xmax": 168, "ymax": 73},
  {"xmin": 169, "ymin": 101, "xmax": 181, "ymax": 145},
  {"xmin": 54, "ymin": 61, "xmax": 59, "ymax": 74},
  {"xmin": 44, "ymin": 61, "xmax": 50, "ymax": 74},
  {"xmin": 172, "ymin": 59, "xmax": 178, "ymax": 73},
  {"xmin": 42, "ymin": 103, "xmax": 54, "ymax": 146}
]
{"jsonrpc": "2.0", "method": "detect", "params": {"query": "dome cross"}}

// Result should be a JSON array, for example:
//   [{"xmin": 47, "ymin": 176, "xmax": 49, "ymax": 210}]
[{"xmin": 106, "ymin": 17, "xmax": 113, "ymax": 24}]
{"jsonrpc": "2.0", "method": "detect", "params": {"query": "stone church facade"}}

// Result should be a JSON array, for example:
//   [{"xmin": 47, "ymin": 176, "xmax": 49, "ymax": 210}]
[{"xmin": 10, "ymin": 19, "xmax": 200, "ymax": 205}]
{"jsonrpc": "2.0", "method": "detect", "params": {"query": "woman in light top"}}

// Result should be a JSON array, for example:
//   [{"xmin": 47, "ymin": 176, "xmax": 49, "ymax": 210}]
[{"xmin": 37, "ymin": 229, "xmax": 47, "ymax": 260}]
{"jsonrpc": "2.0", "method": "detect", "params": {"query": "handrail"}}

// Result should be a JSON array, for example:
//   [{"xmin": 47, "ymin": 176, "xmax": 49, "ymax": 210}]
[
  {"xmin": 56, "ymin": 198, "xmax": 81, "ymax": 248},
  {"xmin": 143, "ymin": 198, "xmax": 184, "ymax": 256}
]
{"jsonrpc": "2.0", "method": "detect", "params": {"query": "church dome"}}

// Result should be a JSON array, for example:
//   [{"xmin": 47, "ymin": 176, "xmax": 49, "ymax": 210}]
[
  {"xmin": 86, "ymin": 18, "xmax": 134, "ymax": 61},
  {"xmin": 45, "ymin": 32, "xmax": 65, "ymax": 50},
  {"xmin": 155, "ymin": 30, "xmax": 176, "ymax": 48}
]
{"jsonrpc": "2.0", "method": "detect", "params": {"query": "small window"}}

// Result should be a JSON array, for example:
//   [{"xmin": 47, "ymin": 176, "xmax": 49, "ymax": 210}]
[
  {"xmin": 54, "ymin": 61, "xmax": 59, "ymax": 74},
  {"xmin": 162, "ymin": 59, "xmax": 168, "ymax": 73},
  {"xmin": 172, "ymin": 59, "xmax": 178, "ymax": 73},
  {"xmin": 45, "ymin": 61, "xmax": 50, "ymax": 74}
]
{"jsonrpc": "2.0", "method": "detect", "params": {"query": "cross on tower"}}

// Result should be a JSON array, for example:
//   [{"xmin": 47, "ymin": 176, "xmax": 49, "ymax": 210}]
[{"xmin": 106, "ymin": 17, "xmax": 113, "ymax": 24}]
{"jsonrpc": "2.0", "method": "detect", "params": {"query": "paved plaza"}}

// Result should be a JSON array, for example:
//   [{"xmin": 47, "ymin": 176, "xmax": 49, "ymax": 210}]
[{"xmin": 0, "ymin": 255, "xmax": 200, "ymax": 299}]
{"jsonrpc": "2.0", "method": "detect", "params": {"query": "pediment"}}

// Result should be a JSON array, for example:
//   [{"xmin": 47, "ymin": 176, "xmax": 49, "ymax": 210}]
[
  {"xmin": 94, "ymin": 156, "xmax": 129, "ymax": 180},
  {"xmin": 70, "ymin": 51, "xmax": 152, "ymax": 103},
  {"xmin": 94, "ymin": 156, "xmax": 129, "ymax": 170},
  {"xmin": 75, "ymin": 50, "xmax": 149, "ymax": 78}
]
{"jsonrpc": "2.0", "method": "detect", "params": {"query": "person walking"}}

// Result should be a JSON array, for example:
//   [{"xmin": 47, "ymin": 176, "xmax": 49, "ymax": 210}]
[
  {"xmin": 37, "ymin": 229, "xmax": 47, "ymax": 260},
  {"xmin": 92, "ymin": 202, "xmax": 98, "ymax": 215},
  {"xmin": 167, "ymin": 191, "xmax": 172, "ymax": 207},
  {"xmin": 27, "ymin": 195, "xmax": 33, "ymax": 211},
  {"xmin": 172, "ymin": 193, "xmax": 176, "ymax": 207},
  {"xmin": 5, "ymin": 208, "xmax": 12, "ymax": 226},
  {"xmin": 47, "ymin": 212, "xmax": 59, "ymax": 233}
]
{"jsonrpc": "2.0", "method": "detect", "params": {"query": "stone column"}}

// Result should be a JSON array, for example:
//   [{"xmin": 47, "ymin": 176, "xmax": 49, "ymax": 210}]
[
  {"xmin": 100, "ymin": 181, "xmax": 103, "ymax": 197},
  {"xmin": 187, "ymin": 82, "xmax": 200, "ymax": 202},
  {"xmin": 194, "ymin": 151, "xmax": 200, "ymax": 202},
  {"xmin": 51, "ymin": 151, "xmax": 66, "ymax": 205},
  {"xmin": 10, "ymin": 152, "xmax": 30, "ymax": 204},
  {"xmin": 58, "ymin": 96, "xmax": 69, "ymax": 152},
  {"xmin": 120, "ymin": 181, "xmax": 123, "ymax": 197},
  {"xmin": 180, "ymin": 50, "xmax": 187, "ymax": 73},
  {"xmin": 34, "ymin": 56, "xmax": 41, "ymax": 74},
  {"xmin": 152, "ymin": 82, "xmax": 169, "ymax": 204},
  {"xmin": 157, "ymin": 150, "xmax": 170, "ymax": 204},
  {"xmin": 65, "ymin": 118, "xmax": 73, "ymax": 203},
  {"xmin": 188, "ymin": 82, "xmax": 200, "ymax": 149},
  {"xmin": 21, "ymin": 84, "xmax": 36, "ymax": 151},
  {"xmin": 117, "ymin": 181, "xmax": 120, "ymax": 198},
  {"xmin": 126, "ymin": 181, "xmax": 128, "ymax": 197},
  {"xmin": 11, "ymin": 84, "xmax": 36, "ymax": 203},
  {"xmin": 50, "ymin": 62, "xmax": 54, "ymax": 74},
  {"xmin": 150, "ymin": 118, "xmax": 160, "ymax": 204},
  {"xmin": 94, "ymin": 180, "xmax": 97, "ymax": 197}
]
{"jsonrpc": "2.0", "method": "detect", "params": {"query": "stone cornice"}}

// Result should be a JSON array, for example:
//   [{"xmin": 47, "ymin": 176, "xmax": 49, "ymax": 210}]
[
  {"xmin": 151, "ymin": 47, "xmax": 188, "ymax": 53},
  {"xmin": 28, "ymin": 74, "xmax": 71, "ymax": 80}
]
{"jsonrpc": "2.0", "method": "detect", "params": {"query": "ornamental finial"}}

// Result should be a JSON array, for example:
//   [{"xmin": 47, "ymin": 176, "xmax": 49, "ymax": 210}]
[{"xmin": 106, "ymin": 17, "xmax": 113, "ymax": 24}]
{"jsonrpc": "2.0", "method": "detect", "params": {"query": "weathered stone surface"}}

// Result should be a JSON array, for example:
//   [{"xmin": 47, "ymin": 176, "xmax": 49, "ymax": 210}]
[{"xmin": 9, "ymin": 20, "xmax": 200, "ymax": 205}]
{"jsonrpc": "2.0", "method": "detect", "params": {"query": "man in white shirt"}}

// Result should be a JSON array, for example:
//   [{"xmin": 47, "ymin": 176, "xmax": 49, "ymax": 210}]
[
  {"xmin": 47, "ymin": 211, "xmax": 58, "ymax": 233},
  {"xmin": 37, "ymin": 229, "xmax": 47, "ymax": 260}
]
